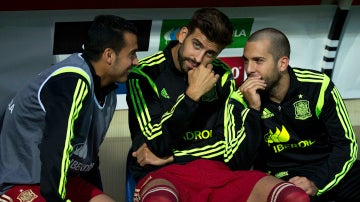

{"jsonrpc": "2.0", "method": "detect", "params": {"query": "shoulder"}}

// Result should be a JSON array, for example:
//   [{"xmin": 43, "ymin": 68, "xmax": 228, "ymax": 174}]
[
  {"xmin": 46, "ymin": 67, "xmax": 91, "ymax": 92},
  {"xmin": 212, "ymin": 58, "xmax": 231, "ymax": 71},
  {"xmin": 136, "ymin": 51, "xmax": 167, "ymax": 71},
  {"xmin": 212, "ymin": 58, "xmax": 234, "ymax": 88},
  {"xmin": 130, "ymin": 51, "xmax": 167, "ymax": 77},
  {"xmin": 291, "ymin": 67, "xmax": 329, "ymax": 82},
  {"xmin": 290, "ymin": 67, "xmax": 334, "ymax": 99},
  {"xmin": 49, "ymin": 54, "xmax": 92, "ymax": 85},
  {"xmin": 212, "ymin": 58, "xmax": 232, "ymax": 79}
]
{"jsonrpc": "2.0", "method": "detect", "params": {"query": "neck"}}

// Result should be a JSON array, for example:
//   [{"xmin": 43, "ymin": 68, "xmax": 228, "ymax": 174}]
[
  {"xmin": 92, "ymin": 62, "xmax": 110, "ymax": 88},
  {"xmin": 171, "ymin": 44, "xmax": 182, "ymax": 72},
  {"xmin": 269, "ymin": 73, "xmax": 290, "ymax": 103}
]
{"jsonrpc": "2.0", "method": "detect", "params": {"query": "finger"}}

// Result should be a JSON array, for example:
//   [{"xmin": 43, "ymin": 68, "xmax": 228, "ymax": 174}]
[
  {"xmin": 240, "ymin": 77, "xmax": 258, "ymax": 90},
  {"xmin": 187, "ymin": 69, "xmax": 195, "ymax": 78},
  {"xmin": 137, "ymin": 143, "xmax": 147, "ymax": 153},
  {"xmin": 244, "ymin": 79, "xmax": 266, "ymax": 91},
  {"xmin": 137, "ymin": 156, "xmax": 143, "ymax": 165},
  {"xmin": 213, "ymin": 74, "xmax": 220, "ymax": 82},
  {"xmin": 136, "ymin": 148, "xmax": 143, "ymax": 157},
  {"xmin": 288, "ymin": 176, "xmax": 300, "ymax": 183},
  {"xmin": 140, "ymin": 142, "xmax": 147, "ymax": 149}
]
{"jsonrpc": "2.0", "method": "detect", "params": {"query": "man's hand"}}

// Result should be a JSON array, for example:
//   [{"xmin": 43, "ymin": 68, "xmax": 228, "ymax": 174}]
[
  {"xmin": 132, "ymin": 143, "xmax": 174, "ymax": 167},
  {"xmin": 289, "ymin": 176, "xmax": 318, "ymax": 196},
  {"xmin": 239, "ymin": 76, "xmax": 266, "ymax": 111},
  {"xmin": 186, "ymin": 63, "xmax": 219, "ymax": 101}
]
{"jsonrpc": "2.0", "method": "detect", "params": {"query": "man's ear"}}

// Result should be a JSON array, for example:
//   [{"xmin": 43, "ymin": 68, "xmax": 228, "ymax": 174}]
[
  {"xmin": 103, "ymin": 48, "xmax": 113, "ymax": 65},
  {"xmin": 279, "ymin": 56, "xmax": 289, "ymax": 71},
  {"xmin": 178, "ymin": 27, "xmax": 188, "ymax": 44}
]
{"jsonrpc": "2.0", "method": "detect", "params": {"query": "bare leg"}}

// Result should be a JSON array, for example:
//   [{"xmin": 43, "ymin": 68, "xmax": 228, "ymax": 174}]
[
  {"xmin": 141, "ymin": 178, "xmax": 177, "ymax": 192},
  {"xmin": 248, "ymin": 175, "xmax": 284, "ymax": 202},
  {"xmin": 138, "ymin": 178, "xmax": 179, "ymax": 202},
  {"xmin": 89, "ymin": 194, "xmax": 115, "ymax": 202},
  {"xmin": 247, "ymin": 175, "xmax": 309, "ymax": 202}
]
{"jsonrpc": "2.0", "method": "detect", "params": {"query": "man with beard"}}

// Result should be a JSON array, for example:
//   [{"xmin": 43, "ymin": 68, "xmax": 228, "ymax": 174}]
[
  {"xmin": 126, "ymin": 8, "xmax": 309, "ymax": 202},
  {"xmin": 240, "ymin": 27, "xmax": 360, "ymax": 201}
]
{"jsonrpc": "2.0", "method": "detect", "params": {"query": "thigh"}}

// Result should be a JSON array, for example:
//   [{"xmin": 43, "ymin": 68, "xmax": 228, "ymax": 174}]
[
  {"xmin": 1, "ymin": 185, "xmax": 46, "ymax": 202},
  {"xmin": 331, "ymin": 160, "xmax": 360, "ymax": 201},
  {"xmin": 66, "ymin": 176, "xmax": 105, "ymax": 202},
  {"xmin": 311, "ymin": 160, "xmax": 360, "ymax": 201},
  {"xmin": 134, "ymin": 159, "xmax": 267, "ymax": 202},
  {"xmin": 211, "ymin": 170, "xmax": 267, "ymax": 202},
  {"xmin": 134, "ymin": 160, "xmax": 216, "ymax": 202},
  {"xmin": 1, "ymin": 177, "xmax": 104, "ymax": 202}
]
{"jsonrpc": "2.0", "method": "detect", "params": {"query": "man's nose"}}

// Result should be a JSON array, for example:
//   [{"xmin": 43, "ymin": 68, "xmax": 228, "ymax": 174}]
[
  {"xmin": 194, "ymin": 50, "xmax": 206, "ymax": 64},
  {"xmin": 245, "ymin": 61, "xmax": 254, "ymax": 74}
]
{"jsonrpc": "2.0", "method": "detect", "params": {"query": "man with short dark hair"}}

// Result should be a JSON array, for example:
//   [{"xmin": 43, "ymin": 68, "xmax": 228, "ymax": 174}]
[{"xmin": 0, "ymin": 14, "xmax": 139, "ymax": 202}]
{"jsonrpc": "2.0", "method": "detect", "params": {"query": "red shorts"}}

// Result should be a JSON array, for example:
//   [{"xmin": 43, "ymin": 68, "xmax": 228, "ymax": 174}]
[
  {"xmin": 0, "ymin": 176, "xmax": 103, "ymax": 202},
  {"xmin": 134, "ymin": 159, "xmax": 267, "ymax": 202}
]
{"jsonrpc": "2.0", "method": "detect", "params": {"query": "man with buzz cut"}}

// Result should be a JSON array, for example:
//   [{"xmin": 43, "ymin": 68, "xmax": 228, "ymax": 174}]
[{"xmin": 240, "ymin": 27, "xmax": 360, "ymax": 201}]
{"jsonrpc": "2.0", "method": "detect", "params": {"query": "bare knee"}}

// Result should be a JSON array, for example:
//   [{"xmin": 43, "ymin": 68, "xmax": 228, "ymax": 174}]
[
  {"xmin": 248, "ymin": 175, "xmax": 309, "ymax": 202},
  {"xmin": 89, "ymin": 194, "xmax": 115, "ymax": 202},
  {"xmin": 138, "ymin": 178, "xmax": 179, "ymax": 202},
  {"xmin": 268, "ymin": 182, "xmax": 310, "ymax": 202}
]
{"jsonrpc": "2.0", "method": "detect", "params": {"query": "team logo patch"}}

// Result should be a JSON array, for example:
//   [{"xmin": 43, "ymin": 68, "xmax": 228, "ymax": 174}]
[
  {"xmin": 293, "ymin": 100, "xmax": 312, "ymax": 120},
  {"xmin": 17, "ymin": 189, "xmax": 38, "ymax": 202},
  {"xmin": 161, "ymin": 88, "xmax": 170, "ymax": 99},
  {"xmin": 261, "ymin": 108, "xmax": 274, "ymax": 119},
  {"xmin": 201, "ymin": 87, "xmax": 218, "ymax": 102}
]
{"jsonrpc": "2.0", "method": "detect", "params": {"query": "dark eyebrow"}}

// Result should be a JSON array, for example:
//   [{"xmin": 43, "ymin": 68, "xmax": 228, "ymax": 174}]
[
  {"xmin": 253, "ymin": 57, "xmax": 265, "ymax": 61},
  {"xmin": 243, "ymin": 55, "xmax": 264, "ymax": 61},
  {"xmin": 192, "ymin": 38, "xmax": 220, "ymax": 56},
  {"xmin": 207, "ymin": 50, "xmax": 219, "ymax": 56},
  {"xmin": 192, "ymin": 38, "xmax": 203, "ymax": 47}
]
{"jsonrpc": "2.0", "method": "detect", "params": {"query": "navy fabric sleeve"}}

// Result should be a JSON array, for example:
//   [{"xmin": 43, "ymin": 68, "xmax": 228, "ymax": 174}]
[
  {"xmin": 312, "ymin": 83, "xmax": 358, "ymax": 195},
  {"xmin": 80, "ymin": 156, "xmax": 103, "ymax": 190},
  {"xmin": 173, "ymin": 89, "xmax": 263, "ymax": 169},
  {"xmin": 127, "ymin": 74, "xmax": 199, "ymax": 157},
  {"xmin": 39, "ymin": 73, "xmax": 90, "ymax": 201},
  {"xmin": 223, "ymin": 90, "xmax": 263, "ymax": 170},
  {"xmin": 172, "ymin": 72, "xmax": 236, "ymax": 162}
]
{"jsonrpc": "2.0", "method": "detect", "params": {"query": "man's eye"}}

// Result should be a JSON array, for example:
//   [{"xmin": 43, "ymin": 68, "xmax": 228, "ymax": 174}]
[
  {"xmin": 130, "ymin": 52, "xmax": 137, "ymax": 59},
  {"xmin": 206, "ymin": 52, "xmax": 215, "ymax": 58},
  {"xmin": 193, "ymin": 42, "xmax": 200, "ymax": 49}
]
